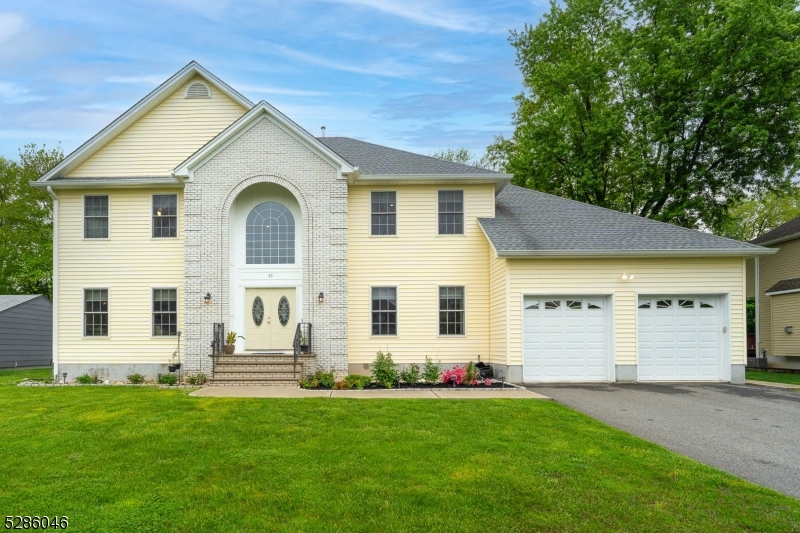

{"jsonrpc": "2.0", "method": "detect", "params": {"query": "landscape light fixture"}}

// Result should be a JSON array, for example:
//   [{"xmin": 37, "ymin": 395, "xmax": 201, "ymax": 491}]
[{"xmin": 62, "ymin": 372, "xmax": 67, "ymax": 384}]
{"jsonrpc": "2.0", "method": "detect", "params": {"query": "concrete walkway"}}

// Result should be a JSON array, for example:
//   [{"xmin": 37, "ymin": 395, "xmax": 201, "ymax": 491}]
[
  {"xmin": 746, "ymin": 379, "xmax": 800, "ymax": 390},
  {"xmin": 190, "ymin": 386, "xmax": 548, "ymax": 399}
]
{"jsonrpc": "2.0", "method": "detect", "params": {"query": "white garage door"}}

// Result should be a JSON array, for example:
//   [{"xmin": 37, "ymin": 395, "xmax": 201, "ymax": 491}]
[
  {"xmin": 523, "ymin": 296, "xmax": 610, "ymax": 382},
  {"xmin": 637, "ymin": 296, "xmax": 722, "ymax": 381}
]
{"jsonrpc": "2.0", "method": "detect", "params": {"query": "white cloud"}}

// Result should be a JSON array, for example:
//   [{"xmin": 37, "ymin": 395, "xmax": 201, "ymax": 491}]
[
  {"xmin": 271, "ymin": 44, "xmax": 421, "ymax": 78},
  {"xmin": 0, "ymin": 12, "xmax": 28, "ymax": 45},
  {"xmin": 0, "ymin": 82, "xmax": 46, "ymax": 103},
  {"xmin": 235, "ymin": 84, "xmax": 329, "ymax": 97},
  {"xmin": 105, "ymin": 75, "xmax": 168, "ymax": 85}
]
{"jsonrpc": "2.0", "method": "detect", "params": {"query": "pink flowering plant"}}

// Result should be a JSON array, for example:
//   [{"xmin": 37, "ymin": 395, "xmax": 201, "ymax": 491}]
[{"xmin": 441, "ymin": 361, "xmax": 488, "ymax": 386}]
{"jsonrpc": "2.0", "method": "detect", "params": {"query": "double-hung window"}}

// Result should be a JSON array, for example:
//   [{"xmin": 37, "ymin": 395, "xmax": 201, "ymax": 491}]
[
  {"xmin": 153, "ymin": 289, "xmax": 178, "ymax": 336},
  {"xmin": 371, "ymin": 191, "xmax": 396, "ymax": 235},
  {"xmin": 152, "ymin": 195, "xmax": 178, "ymax": 238},
  {"xmin": 84, "ymin": 195, "xmax": 108, "ymax": 238},
  {"xmin": 438, "ymin": 190, "xmax": 464, "ymax": 235},
  {"xmin": 439, "ymin": 286, "xmax": 465, "ymax": 335},
  {"xmin": 84, "ymin": 289, "xmax": 108, "ymax": 336},
  {"xmin": 371, "ymin": 287, "xmax": 397, "ymax": 335}
]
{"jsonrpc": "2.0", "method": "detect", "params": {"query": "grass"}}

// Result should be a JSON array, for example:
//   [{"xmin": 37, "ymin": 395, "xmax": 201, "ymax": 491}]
[
  {"xmin": 0, "ymin": 367, "xmax": 53, "ymax": 386},
  {"xmin": 0, "ymin": 374, "xmax": 798, "ymax": 531},
  {"xmin": 746, "ymin": 369, "xmax": 800, "ymax": 386}
]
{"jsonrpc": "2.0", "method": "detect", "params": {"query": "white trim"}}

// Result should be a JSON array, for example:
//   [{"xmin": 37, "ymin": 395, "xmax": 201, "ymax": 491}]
[
  {"xmin": 32, "ymin": 178, "xmax": 182, "ymax": 190},
  {"xmin": 765, "ymin": 287, "xmax": 800, "ymax": 296},
  {"xmin": 496, "ymin": 248, "xmax": 777, "ymax": 258},
  {"xmin": 36, "ymin": 61, "xmax": 253, "ymax": 182},
  {"xmin": 47, "ymin": 186, "xmax": 59, "ymax": 379},
  {"xmin": 172, "ymin": 101, "xmax": 355, "ymax": 178},
  {"xmin": 354, "ymin": 174, "xmax": 511, "ymax": 193},
  {"xmin": 369, "ymin": 190, "xmax": 398, "ymax": 237},
  {"xmin": 83, "ymin": 194, "xmax": 110, "ymax": 240},
  {"xmin": 150, "ymin": 193, "xmax": 180, "ymax": 240}
]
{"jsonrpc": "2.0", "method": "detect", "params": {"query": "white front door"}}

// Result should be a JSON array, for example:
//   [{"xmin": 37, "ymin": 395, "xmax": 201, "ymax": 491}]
[
  {"xmin": 523, "ymin": 296, "xmax": 610, "ymax": 382},
  {"xmin": 245, "ymin": 287, "xmax": 296, "ymax": 350},
  {"xmin": 637, "ymin": 296, "xmax": 722, "ymax": 381}
]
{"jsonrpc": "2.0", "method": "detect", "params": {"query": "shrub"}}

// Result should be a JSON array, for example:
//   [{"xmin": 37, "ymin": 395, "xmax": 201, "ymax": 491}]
[
  {"xmin": 127, "ymin": 373, "xmax": 146, "ymax": 384},
  {"xmin": 344, "ymin": 374, "xmax": 372, "ymax": 390},
  {"xmin": 333, "ymin": 380, "xmax": 351, "ymax": 390},
  {"xmin": 399, "ymin": 363, "xmax": 421, "ymax": 386},
  {"xmin": 75, "ymin": 373, "xmax": 99, "ymax": 384},
  {"xmin": 464, "ymin": 361, "xmax": 480, "ymax": 385},
  {"xmin": 301, "ymin": 369, "xmax": 335, "ymax": 389},
  {"xmin": 186, "ymin": 373, "xmax": 208, "ymax": 386},
  {"xmin": 441, "ymin": 363, "xmax": 480, "ymax": 386},
  {"xmin": 422, "ymin": 356, "xmax": 441, "ymax": 384},
  {"xmin": 371, "ymin": 350, "xmax": 398, "ymax": 388},
  {"xmin": 158, "ymin": 373, "xmax": 178, "ymax": 386}
]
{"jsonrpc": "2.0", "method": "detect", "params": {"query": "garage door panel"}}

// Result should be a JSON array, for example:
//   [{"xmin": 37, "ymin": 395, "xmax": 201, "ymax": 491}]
[
  {"xmin": 638, "ymin": 295, "xmax": 722, "ymax": 381},
  {"xmin": 523, "ymin": 295, "xmax": 610, "ymax": 382}
]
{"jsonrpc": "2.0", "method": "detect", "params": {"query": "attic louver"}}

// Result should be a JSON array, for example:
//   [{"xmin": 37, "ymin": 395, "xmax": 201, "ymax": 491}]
[{"xmin": 185, "ymin": 82, "xmax": 211, "ymax": 98}]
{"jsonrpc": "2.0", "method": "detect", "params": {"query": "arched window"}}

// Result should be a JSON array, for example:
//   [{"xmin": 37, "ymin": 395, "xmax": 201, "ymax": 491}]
[{"xmin": 246, "ymin": 202, "xmax": 295, "ymax": 264}]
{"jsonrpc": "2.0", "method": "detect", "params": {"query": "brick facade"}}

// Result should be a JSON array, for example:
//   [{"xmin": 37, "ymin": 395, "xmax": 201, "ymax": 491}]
[{"xmin": 183, "ymin": 116, "xmax": 348, "ymax": 374}]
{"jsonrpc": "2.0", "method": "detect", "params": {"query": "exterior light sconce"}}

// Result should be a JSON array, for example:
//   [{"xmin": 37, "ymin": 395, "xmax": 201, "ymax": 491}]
[
  {"xmin": 204, "ymin": 292, "xmax": 212, "ymax": 304},
  {"xmin": 786, "ymin": 326, "xmax": 794, "ymax": 334},
  {"xmin": 621, "ymin": 273, "xmax": 634, "ymax": 281},
  {"xmin": 318, "ymin": 292, "xmax": 325, "ymax": 304}
]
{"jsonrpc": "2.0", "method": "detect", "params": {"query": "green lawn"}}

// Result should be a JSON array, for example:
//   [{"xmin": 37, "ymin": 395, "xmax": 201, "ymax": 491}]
[
  {"xmin": 0, "ymin": 367, "xmax": 53, "ymax": 386},
  {"xmin": 746, "ymin": 369, "xmax": 800, "ymax": 386},
  {"xmin": 0, "ymin": 375, "xmax": 798, "ymax": 532}
]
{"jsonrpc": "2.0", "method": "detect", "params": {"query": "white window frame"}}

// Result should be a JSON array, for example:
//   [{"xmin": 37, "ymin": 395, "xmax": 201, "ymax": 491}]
[
  {"xmin": 82, "ymin": 287, "xmax": 109, "ymax": 338},
  {"xmin": 151, "ymin": 193, "xmax": 179, "ymax": 239},
  {"xmin": 437, "ymin": 189, "xmax": 465, "ymax": 236},
  {"xmin": 152, "ymin": 287, "xmax": 179, "ymax": 337},
  {"xmin": 83, "ymin": 194, "xmax": 109, "ymax": 240},
  {"xmin": 370, "ymin": 285, "xmax": 398, "ymax": 337},
  {"xmin": 369, "ymin": 190, "xmax": 398, "ymax": 237},
  {"xmin": 438, "ymin": 285, "xmax": 466, "ymax": 336}
]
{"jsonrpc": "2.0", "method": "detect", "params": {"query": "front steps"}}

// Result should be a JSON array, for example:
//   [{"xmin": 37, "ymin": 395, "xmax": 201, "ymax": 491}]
[{"xmin": 209, "ymin": 352, "xmax": 316, "ymax": 386}]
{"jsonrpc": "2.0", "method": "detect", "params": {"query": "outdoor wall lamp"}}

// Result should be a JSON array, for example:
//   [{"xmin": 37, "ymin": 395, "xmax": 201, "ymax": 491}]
[
  {"xmin": 318, "ymin": 292, "xmax": 325, "ymax": 304},
  {"xmin": 204, "ymin": 292, "xmax": 212, "ymax": 304},
  {"xmin": 621, "ymin": 273, "xmax": 635, "ymax": 281}
]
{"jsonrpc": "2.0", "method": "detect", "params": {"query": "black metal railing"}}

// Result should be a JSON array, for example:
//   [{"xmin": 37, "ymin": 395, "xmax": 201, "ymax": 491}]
[
  {"xmin": 211, "ymin": 322, "xmax": 224, "ymax": 376},
  {"xmin": 292, "ymin": 322, "xmax": 312, "ymax": 377}
]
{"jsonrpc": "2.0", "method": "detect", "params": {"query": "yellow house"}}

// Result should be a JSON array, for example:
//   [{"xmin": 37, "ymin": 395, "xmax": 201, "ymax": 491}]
[
  {"xmin": 33, "ymin": 62, "xmax": 774, "ymax": 384},
  {"xmin": 746, "ymin": 216, "xmax": 800, "ymax": 370}
]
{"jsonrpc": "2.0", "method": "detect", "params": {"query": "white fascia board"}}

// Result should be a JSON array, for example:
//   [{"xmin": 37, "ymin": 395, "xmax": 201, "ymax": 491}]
[
  {"xmin": 496, "ymin": 248, "xmax": 778, "ymax": 258},
  {"xmin": 477, "ymin": 221, "xmax": 500, "ymax": 259},
  {"xmin": 172, "ymin": 101, "xmax": 355, "ymax": 178},
  {"xmin": 31, "ymin": 177, "xmax": 182, "ymax": 189},
  {"xmin": 37, "ymin": 61, "xmax": 254, "ymax": 183},
  {"xmin": 765, "ymin": 287, "xmax": 800, "ymax": 296}
]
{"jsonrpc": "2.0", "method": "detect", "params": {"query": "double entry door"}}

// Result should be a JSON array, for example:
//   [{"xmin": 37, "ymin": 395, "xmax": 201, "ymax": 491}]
[{"xmin": 245, "ymin": 288, "xmax": 296, "ymax": 351}]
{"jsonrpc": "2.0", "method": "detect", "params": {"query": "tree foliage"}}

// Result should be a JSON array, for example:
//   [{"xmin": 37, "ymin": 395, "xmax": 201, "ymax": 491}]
[
  {"xmin": 721, "ymin": 187, "xmax": 800, "ymax": 241},
  {"xmin": 0, "ymin": 144, "xmax": 63, "ymax": 299},
  {"xmin": 430, "ymin": 148, "xmax": 499, "ymax": 170},
  {"xmin": 489, "ymin": 0, "xmax": 800, "ymax": 232}
]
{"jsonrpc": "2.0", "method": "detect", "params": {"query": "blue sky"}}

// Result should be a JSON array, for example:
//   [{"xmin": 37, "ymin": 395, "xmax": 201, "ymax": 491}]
[{"xmin": 0, "ymin": 0, "xmax": 549, "ymax": 162}]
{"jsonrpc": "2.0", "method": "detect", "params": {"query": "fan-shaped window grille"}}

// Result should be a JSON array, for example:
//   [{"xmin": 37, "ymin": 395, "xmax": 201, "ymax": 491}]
[
  {"xmin": 278, "ymin": 296, "xmax": 290, "ymax": 326},
  {"xmin": 252, "ymin": 297, "xmax": 264, "ymax": 326},
  {"xmin": 185, "ymin": 82, "xmax": 211, "ymax": 98},
  {"xmin": 246, "ymin": 202, "xmax": 295, "ymax": 264}
]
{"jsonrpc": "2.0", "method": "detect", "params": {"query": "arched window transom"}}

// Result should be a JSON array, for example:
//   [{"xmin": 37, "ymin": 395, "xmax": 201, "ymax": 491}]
[{"xmin": 246, "ymin": 202, "xmax": 295, "ymax": 264}]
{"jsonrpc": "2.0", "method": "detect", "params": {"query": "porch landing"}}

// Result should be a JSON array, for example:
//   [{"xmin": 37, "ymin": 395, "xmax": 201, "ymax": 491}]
[{"xmin": 209, "ymin": 352, "xmax": 316, "ymax": 386}]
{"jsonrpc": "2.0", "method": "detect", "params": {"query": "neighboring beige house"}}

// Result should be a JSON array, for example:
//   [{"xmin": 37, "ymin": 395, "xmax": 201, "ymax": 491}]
[
  {"xmin": 33, "ymin": 62, "xmax": 774, "ymax": 385},
  {"xmin": 747, "ymin": 216, "xmax": 800, "ymax": 369}
]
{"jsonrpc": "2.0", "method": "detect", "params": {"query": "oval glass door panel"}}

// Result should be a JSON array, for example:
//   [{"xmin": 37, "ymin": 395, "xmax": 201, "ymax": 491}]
[
  {"xmin": 252, "ymin": 296, "xmax": 264, "ymax": 326},
  {"xmin": 278, "ymin": 296, "xmax": 290, "ymax": 326}
]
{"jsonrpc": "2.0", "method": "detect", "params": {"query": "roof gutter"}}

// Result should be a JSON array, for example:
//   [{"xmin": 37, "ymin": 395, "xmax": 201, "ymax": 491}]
[
  {"xmin": 751, "ymin": 232, "xmax": 800, "ymax": 247},
  {"xmin": 31, "ymin": 178, "xmax": 184, "ymax": 190},
  {"xmin": 495, "ymin": 248, "xmax": 778, "ymax": 258},
  {"xmin": 765, "ymin": 287, "xmax": 800, "ymax": 297}
]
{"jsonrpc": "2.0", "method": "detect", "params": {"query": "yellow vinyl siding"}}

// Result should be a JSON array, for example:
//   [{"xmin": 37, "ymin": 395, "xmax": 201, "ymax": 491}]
[
  {"xmin": 66, "ymin": 76, "xmax": 246, "ymax": 177},
  {"xmin": 488, "ymin": 251, "xmax": 507, "ymax": 364},
  {"xmin": 770, "ymin": 292, "xmax": 800, "ymax": 356},
  {"xmin": 505, "ymin": 256, "xmax": 746, "ymax": 366},
  {"xmin": 57, "ymin": 189, "xmax": 184, "ymax": 363},
  {"xmin": 347, "ymin": 184, "xmax": 494, "ymax": 364},
  {"xmin": 747, "ymin": 238, "xmax": 800, "ymax": 354}
]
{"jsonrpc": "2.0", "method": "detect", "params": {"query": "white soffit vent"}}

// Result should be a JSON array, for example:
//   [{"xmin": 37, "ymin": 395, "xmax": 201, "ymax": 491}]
[{"xmin": 185, "ymin": 82, "xmax": 211, "ymax": 98}]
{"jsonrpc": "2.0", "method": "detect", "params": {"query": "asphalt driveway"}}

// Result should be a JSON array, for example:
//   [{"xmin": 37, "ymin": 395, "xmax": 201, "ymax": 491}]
[{"xmin": 528, "ymin": 383, "xmax": 800, "ymax": 499}]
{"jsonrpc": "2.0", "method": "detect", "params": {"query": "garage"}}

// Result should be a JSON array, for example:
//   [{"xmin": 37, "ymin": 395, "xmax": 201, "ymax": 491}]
[
  {"xmin": 637, "ymin": 296, "xmax": 724, "ymax": 381},
  {"xmin": 523, "ymin": 296, "xmax": 611, "ymax": 382}
]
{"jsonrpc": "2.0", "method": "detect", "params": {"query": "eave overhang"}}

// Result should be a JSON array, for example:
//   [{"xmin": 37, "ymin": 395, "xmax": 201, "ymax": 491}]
[{"xmin": 350, "ymin": 173, "xmax": 512, "ymax": 193}]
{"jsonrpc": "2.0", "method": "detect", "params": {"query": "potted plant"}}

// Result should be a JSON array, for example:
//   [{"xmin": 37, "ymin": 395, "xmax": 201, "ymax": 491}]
[
  {"xmin": 299, "ymin": 333, "xmax": 309, "ymax": 353},
  {"xmin": 224, "ymin": 331, "xmax": 244, "ymax": 355}
]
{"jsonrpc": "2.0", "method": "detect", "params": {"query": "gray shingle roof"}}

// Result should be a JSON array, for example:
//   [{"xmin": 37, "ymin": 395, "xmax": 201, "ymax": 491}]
[
  {"xmin": 765, "ymin": 278, "xmax": 800, "ymax": 294},
  {"xmin": 0, "ymin": 295, "xmax": 42, "ymax": 314},
  {"xmin": 316, "ymin": 137, "xmax": 501, "ymax": 176},
  {"xmin": 478, "ymin": 185, "xmax": 769, "ymax": 256},
  {"xmin": 751, "ymin": 215, "xmax": 800, "ymax": 245}
]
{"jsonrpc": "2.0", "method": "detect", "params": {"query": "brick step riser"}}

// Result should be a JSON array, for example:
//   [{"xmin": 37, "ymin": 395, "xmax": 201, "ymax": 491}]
[
  {"xmin": 216, "ymin": 357, "xmax": 315, "ymax": 364},
  {"xmin": 209, "ymin": 381, "xmax": 300, "ymax": 387},
  {"xmin": 213, "ymin": 373, "xmax": 302, "ymax": 379},
  {"xmin": 215, "ymin": 362, "xmax": 305, "ymax": 369}
]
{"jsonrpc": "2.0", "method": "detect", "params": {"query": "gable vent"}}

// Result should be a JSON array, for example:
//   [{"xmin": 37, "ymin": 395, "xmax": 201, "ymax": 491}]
[{"xmin": 185, "ymin": 82, "xmax": 211, "ymax": 99}]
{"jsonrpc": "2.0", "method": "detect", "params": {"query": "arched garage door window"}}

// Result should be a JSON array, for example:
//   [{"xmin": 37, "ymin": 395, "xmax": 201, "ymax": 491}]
[{"xmin": 246, "ymin": 202, "xmax": 295, "ymax": 264}]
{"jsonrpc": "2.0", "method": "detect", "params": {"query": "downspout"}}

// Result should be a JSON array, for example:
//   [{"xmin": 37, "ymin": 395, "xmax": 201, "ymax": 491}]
[
  {"xmin": 755, "ymin": 257, "xmax": 761, "ymax": 357},
  {"xmin": 46, "ymin": 186, "xmax": 59, "ymax": 380}
]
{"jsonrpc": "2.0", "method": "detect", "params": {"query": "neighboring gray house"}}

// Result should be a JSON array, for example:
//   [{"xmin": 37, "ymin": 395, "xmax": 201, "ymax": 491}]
[{"xmin": 0, "ymin": 295, "xmax": 53, "ymax": 369}]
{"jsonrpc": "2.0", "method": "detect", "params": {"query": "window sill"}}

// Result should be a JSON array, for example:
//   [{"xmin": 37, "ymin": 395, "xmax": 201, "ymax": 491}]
[
  {"xmin": 82, "ymin": 238, "xmax": 110, "ymax": 241},
  {"xmin": 369, "ymin": 234, "xmax": 399, "ymax": 238}
]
